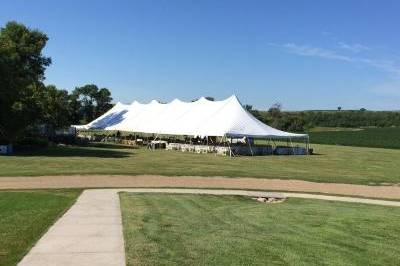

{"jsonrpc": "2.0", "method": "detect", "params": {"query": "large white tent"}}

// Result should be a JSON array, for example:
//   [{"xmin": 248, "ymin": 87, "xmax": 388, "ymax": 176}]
[{"xmin": 74, "ymin": 95, "xmax": 308, "ymax": 140}]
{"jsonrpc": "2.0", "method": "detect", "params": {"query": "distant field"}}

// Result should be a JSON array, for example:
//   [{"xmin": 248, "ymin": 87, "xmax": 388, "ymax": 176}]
[
  {"xmin": 1, "ymin": 143, "xmax": 400, "ymax": 185},
  {"xmin": 0, "ymin": 190, "xmax": 81, "ymax": 266},
  {"xmin": 309, "ymin": 127, "xmax": 400, "ymax": 149},
  {"xmin": 120, "ymin": 194, "xmax": 400, "ymax": 266}
]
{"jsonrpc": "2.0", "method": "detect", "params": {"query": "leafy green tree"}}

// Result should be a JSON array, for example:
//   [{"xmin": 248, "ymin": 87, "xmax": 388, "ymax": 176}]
[
  {"xmin": 73, "ymin": 84, "xmax": 98, "ymax": 123},
  {"xmin": 95, "ymin": 88, "xmax": 113, "ymax": 117},
  {"xmin": 72, "ymin": 84, "xmax": 113, "ymax": 124},
  {"xmin": 267, "ymin": 103, "xmax": 283, "ymax": 128},
  {"xmin": 39, "ymin": 85, "xmax": 72, "ymax": 129},
  {"xmin": 68, "ymin": 93, "xmax": 83, "ymax": 125},
  {"xmin": 0, "ymin": 21, "xmax": 51, "ymax": 142},
  {"xmin": 205, "ymin": 96, "xmax": 214, "ymax": 101},
  {"xmin": 244, "ymin": 104, "xmax": 253, "ymax": 111}
]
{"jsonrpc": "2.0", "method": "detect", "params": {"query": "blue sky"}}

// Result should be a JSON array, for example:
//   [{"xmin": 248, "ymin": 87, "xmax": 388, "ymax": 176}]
[{"xmin": 1, "ymin": 0, "xmax": 400, "ymax": 110}]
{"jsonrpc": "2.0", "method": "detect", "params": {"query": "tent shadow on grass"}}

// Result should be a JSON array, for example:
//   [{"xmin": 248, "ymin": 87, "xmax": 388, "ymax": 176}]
[
  {"xmin": 12, "ymin": 146, "xmax": 133, "ymax": 158},
  {"xmin": 310, "ymin": 152, "xmax": 325, "ymax": 156},
  {"xmin": 86, "ymin": 142, "xmax": 136, "ymax": 150}
]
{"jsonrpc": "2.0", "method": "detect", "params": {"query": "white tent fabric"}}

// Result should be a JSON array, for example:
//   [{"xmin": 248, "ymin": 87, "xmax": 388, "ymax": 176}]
[
  {"xmin": 74, "ymin": 95, "xmax": 308, "ymax": 139},
  {"xmin": 72, "ymin": 102, "xmax": 129, "ymax": 130}
]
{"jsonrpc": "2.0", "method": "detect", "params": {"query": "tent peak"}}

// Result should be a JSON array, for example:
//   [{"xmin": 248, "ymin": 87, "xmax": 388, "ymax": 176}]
[
  {"xmin": 228, "ymin": 94, "xmax": 242, "ymax": 105},
  {"xmin": 170, "ymin": 98, "xmax": 180, "ymax": 103},
  {"xmin": 197, "ymin": 97, "xmax": 208, "ymax": 102},
  {"xmin": 130, "ymin": 96, "xmax": 239, "ymax": 105}
]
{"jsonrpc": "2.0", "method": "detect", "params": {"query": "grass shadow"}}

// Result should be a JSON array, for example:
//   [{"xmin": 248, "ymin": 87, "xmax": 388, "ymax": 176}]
[
  {"xmin": 11, "ymin": 145, "xmax": 133, "ymax": 158},
  {"xmin": 85, "ymin": 142, "xmax": 138, "ymax": 150}
]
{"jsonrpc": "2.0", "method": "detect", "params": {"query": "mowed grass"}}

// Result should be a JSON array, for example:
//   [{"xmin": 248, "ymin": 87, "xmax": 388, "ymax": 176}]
[
  {"xmin": 120, "ymin": 194, "xmax": 400, "ymax": 266},
  {"xmin": 0, "ymin": 190, "xmax": 81, "ymax": 266},
  {"xmin": 1, "ymin": 143, "xmax": 400, "ymax": 185},
  {"xmin": 309, "ymin": 127, "xmax": 400, "ymax": 149}
]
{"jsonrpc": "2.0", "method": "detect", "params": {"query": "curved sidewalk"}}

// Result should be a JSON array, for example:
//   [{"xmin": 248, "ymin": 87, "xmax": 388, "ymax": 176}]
[{"xmin": 2, "ymin": 175, "xmax": 400, "ymax": 200}]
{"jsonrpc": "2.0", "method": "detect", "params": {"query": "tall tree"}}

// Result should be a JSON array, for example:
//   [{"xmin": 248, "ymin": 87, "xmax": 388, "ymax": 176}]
[
  {"xmin": 0, "ymin": 21, "xmax": 51, "ymax": 142},
  {"xmin": 73, "ymin": 84, "xmax": 98, "ymax": 123},
  {"xmin": 95, "ymin": 88, "xmax": 113, "ymax": 117},
  {"xmin": 39, "ymin": 85, "xmax": 72, "ymax": 129},
  {"xmin": 72, "ymin": 84, "xmax": 113, "ymax": 124}
]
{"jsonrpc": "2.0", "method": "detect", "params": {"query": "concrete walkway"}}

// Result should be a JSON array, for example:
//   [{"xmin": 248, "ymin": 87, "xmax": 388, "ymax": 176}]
[
  {"xmin": 18, "ymin": 190, "xmax": 126, "ymax": 266},
  {"xmin": 18, "ymin": 188, "xmax": 400, "ymax": 266}
]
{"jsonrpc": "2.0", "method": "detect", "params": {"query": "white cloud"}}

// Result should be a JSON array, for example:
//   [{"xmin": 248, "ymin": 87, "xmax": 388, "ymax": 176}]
[
  {"xmin": 338, "ymin": 42, "xmax": 370, "ymax": 53},
  {"xmin": 276, "ymin": 43, "xmax": 400, "ymax": 76},
  {"xmin": 283, "ymin": 43, "xmax": 354, "ymax": 62},
  {"xmin": 358, "ymin": 58, "xmax": 400, "ymax": 76}
]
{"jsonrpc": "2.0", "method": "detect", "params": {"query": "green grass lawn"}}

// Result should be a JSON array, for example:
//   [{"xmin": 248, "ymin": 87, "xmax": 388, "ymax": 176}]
[
  {"xmin": 120, "ymin": 193, "xmax": 400, "ymax": 266},
  {"xmin": 0, "ymin": 190, "xmax": 81, "ymax": 266},
  {"xmin": 1, "ymin": 143, "xmax": 400, "ymax": 185},
  {"xmin": 309, "ymin": 127, "xmax": 400, "ymax": 149}
]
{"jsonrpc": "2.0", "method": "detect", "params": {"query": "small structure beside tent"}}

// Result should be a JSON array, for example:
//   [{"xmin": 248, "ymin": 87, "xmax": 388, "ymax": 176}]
[{"xmin": 73, "ymin": 95, "xmax": 309, "ymax": 156}]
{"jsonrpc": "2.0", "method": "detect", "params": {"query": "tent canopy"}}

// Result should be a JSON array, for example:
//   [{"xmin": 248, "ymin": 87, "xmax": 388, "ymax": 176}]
[
  {"xmin": 72, "ymin": 102, "xmax": 129, "ymax": 130},
  {"xmin": 74, "ymin": 95, "xmax": 308, "ymax": 139}
]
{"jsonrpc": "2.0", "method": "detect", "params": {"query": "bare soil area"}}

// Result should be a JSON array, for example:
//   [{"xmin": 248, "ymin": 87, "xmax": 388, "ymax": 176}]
[{"xmin": 1, "ymin": 175, "xmax": 400, "ymax": 200}]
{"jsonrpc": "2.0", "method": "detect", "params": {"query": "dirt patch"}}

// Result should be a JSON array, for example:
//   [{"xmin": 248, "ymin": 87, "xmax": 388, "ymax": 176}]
[{"xmin": 1, "ymin": 175, "xmax": 400, "ymax": 200}]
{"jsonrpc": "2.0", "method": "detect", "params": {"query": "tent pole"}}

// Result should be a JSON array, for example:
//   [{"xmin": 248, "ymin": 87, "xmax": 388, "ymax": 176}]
[
  {"xmin": 206, "ymin": 136, "xmax": 210, "ymax": 155},
  {"xmin": 247, "ymin": 137, "xmax": 254, "ymax": 156},
  {"xmin": 289, "ymin": 137, "xmax": 295, "ymax": 155},
  {"xmin": 272, "ymin": 138, "xmax": 276, "ymax": 148},
  {"xmin": 227, "ymin": 135, "xmax": 233, "ymax": 158},
  {"xmin": 105, "ymin": 130, "xmax": 112, "ymax": 143},
  {"xmin": 229, "ymin": 137, "xmax": 232, "ymax": 157}
]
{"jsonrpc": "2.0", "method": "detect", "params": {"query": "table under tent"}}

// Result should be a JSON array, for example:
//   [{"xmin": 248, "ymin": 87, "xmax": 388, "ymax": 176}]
[{"xmin": 73, "ymin": 95, "xmax": 309, "ymax": 156}]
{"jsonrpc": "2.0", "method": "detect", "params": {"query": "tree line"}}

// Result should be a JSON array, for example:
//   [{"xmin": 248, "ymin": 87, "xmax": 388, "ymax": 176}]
[
  {"xmin": 0, "ymin": 21, "xmax": 113, "ymax": 144},
  {"xmin": 246, "ymin": 104, "xmax": 400, "ymax": 133}
]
